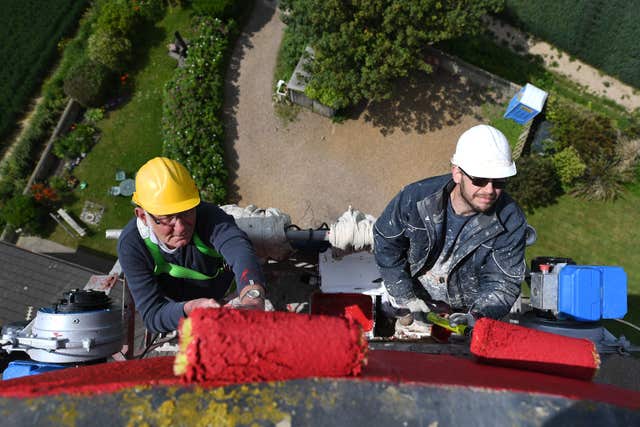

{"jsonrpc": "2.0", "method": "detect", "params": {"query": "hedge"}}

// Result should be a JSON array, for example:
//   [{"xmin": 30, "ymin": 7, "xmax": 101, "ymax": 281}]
[{"xmin": 162, "ymin": 17, "xmax": 231, "ymax": 203}]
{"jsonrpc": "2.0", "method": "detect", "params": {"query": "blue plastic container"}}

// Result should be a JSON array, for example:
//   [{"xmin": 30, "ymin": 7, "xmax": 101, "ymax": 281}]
[
  {"xmin": 2, "ymin": 360, "xmax": 69, "ymax": 380},
  {"xmin": 557, "ymin": 265, "xmax": 627, "ymax": 321},
  {"xmin": 504, "ymin": 83, "xmax": 548, "ymax": 125}
]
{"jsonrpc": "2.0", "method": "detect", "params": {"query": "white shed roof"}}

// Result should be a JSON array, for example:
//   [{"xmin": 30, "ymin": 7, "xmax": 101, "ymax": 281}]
[{"xmin": 520, "ymin": 83, "xmax": 548, "ymax": 111}]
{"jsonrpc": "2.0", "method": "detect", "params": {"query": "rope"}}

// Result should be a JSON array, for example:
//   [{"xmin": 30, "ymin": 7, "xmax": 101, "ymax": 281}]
[
  {"xmin": 328, "ymin": 206, "xmax": 376, "ymax": 251},
  {"xmin": 220, "ymin": 204, "xmax": 294, "ymax": 260}
]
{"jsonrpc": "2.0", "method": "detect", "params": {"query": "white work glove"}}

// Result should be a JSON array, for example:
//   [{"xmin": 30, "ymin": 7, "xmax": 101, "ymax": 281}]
[{"xmin": 448, "ymin": 312, "xmax": 476, "ymax": 328}]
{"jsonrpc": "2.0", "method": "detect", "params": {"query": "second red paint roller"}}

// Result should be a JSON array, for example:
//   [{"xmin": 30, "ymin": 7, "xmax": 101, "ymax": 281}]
[{"xmin": 470, "ymin": 318, "xmax": 600, "ymax": 380}]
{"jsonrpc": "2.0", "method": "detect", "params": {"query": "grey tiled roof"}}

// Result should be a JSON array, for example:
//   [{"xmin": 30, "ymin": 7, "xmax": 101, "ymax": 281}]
[{"xmin": 0, "ymin": 241, "xmax": 100, "ymax": 326}]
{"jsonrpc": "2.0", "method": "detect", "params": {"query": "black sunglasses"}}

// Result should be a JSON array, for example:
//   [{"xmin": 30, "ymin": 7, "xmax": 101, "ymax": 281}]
[{"xmin": 459, "ymin": 168, "xmax": 507, "ymax": 189}]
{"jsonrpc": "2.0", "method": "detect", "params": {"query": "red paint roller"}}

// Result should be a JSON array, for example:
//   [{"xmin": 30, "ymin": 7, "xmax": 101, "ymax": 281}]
[
  {"xmin": 470, "ymin": 318, "xmax": 600, "ymax": 380},
  {"xmin": 173, "ymin": 308, "xmax": 368, "ymax": 383}
]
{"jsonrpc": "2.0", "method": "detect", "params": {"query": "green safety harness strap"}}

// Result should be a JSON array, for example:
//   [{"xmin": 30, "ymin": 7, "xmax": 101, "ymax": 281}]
[{"xmin": 144, "ymin": 233, "xmax": 225, "ymax": 281}]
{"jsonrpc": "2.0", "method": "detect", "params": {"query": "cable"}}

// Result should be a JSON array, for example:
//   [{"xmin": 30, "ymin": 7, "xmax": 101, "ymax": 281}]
[
  {"xmin": 137, "ymin": 333, "xmax": 179, "ymax": 359},
  {"xmin": 613, "ymin": 318, "xmax": 640, "ymax": 333}
]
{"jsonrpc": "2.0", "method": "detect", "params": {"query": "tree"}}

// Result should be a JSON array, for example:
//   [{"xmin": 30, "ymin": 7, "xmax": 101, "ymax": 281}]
[
  {"xmin": 280, "ymin": 0, "xmax": 503, "ymax": 108},
  {"xmin": 63, "ymin": 59, "xmax": 114, "ymax": 107},
  {"xmin": 88, "ymin": 29, "xmax": 132, "ymax": 72}
]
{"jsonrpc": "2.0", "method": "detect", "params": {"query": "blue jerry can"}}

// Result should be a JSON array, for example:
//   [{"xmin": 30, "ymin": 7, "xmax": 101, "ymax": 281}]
[{"xmin": 557, "ymin": 265, "xmax": 627, "ymax": 321}]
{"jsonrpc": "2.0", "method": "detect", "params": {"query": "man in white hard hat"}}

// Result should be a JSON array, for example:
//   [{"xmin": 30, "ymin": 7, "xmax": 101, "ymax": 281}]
[{"xmin": 373, "ymin": 125, "xmax": 527, "ymax": 337}]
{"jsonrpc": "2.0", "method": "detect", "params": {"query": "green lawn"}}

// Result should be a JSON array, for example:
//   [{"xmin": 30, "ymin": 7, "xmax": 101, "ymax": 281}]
[
  {"xmin": 524, "ymin": 186, "xmax": 640, "ymax": 343},
  {"xmin": 47, "ymin": 7, "xmax": 194, "ymax": 256},
  {"xmin": 481, "ymin": 103, "xmax": 524, "ymax": 149}
]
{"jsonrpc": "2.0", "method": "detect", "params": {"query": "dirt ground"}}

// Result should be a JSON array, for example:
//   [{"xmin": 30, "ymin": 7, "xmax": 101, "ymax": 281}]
[{"xmin": 223, "ymin": 0, "xmax": 502, "ymax": 228}]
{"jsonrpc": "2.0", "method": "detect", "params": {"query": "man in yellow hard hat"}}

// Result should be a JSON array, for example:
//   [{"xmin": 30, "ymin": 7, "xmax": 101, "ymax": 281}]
[
  {"xmin": 374, "ymin": 125, "xmax": 528, "ymax": 337},
  {"xmin": 117, "ymin": 157, "xmax": 266, "ymax": 333}
]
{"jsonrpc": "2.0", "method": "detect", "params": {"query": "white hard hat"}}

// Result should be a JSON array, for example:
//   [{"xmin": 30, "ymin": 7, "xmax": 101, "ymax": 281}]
[{"xmin": 451, "ymin": 125, "xmax": 516, "ymax": 178}]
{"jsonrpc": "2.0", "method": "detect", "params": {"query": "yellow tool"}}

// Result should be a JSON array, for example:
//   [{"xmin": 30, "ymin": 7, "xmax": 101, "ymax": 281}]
[{"xmin": 427, "ymin": 312, "xmax": 469, "ymax": 336}]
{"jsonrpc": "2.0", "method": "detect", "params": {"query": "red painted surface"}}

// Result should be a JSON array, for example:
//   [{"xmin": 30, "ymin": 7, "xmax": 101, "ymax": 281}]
[
  {"xmin": 310, "ymin": 292, "xmax": 374, "ymax": 332},
  {"xmin": 470, "ymin": 318, "xmax": 600, "ymax": 380},
  {"xmin": 0, "ymin": 357, "xmax": 176, "ymax": 398},
  {"xmin": 1, "ymin": 351, "xmax": 639, "ymax": 410},
  {"xmin": 179, "ymin": 308, "xmax": 368, "ymax": 383},
  {"xmin": 362, "ymin": 351, "xmax": 640, "ymax": 410}
]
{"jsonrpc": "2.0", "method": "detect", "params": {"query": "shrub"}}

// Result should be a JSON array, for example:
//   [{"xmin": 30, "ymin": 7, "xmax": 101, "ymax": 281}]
[
  {"xmin": 508, "ymin": 155, "xmax": 563, "ymax": 214},
  {"xmin": 84, "ymin": 107, "xmax": 105, "ymax": 124},
  {"xmin": 546, "ymin": 97, "xmax": 626, "ymax": 201},
  {"xmin": 49, "ymin": 176, "xmax": 70, "ymax": 193},
  {"xmin": 616, "ymin": 136, "xmax": 640, "ymax": 177},
  {"xmin": 63, "ymin": 59, "xmax": 114, "ymax": 107},
  {"xmin": 53, "ymin": 123, "xmax": 97, "ymax": 159},
  {"xmin": 0, "ymin": 195, "xmax": 46, "ymax": 235},
  {"xmin": 551, "ymin": 146, "xmax": 586, "ymax": 190},
  {"xmin": 570, "ymin": 115, "xmax": 617, "ymax": 164},
  {"xmin": 95, "ymin": 0, "xmax": 138, "ymax": 36},
  {"xmin": 87, "ymin": 29, "xmax": 132, "ymax": 71},
  {"xmin": 572, "ymin": 156, "xmax": 627, "ymax": 201},
  {"xmin": 133, "ymin": 0, "xmax": 167, "ymax": 23}
]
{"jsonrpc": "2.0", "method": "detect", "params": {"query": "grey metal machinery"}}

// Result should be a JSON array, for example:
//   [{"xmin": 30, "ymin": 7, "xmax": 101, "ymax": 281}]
[
  {"xmin": 1, "ymin": 289, "xmax": 124, "ymax": 366},
  {"xmin": 518, "ymin": 256, "xmax": 636, "ymax": 354}
]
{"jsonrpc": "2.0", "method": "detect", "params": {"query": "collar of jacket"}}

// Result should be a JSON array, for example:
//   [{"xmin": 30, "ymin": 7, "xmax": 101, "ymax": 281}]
[{"xmin": 416, "ymin": 178, "xmax": 506, "ymax": 250}]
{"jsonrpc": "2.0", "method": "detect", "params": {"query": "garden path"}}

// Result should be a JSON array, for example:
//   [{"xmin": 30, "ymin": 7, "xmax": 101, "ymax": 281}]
[{"xmin": 487, "ymin": 17, "xmax": 640, "ymax": 111}]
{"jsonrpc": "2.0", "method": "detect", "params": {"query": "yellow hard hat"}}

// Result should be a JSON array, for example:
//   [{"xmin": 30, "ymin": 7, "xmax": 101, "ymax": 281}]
[{"xmin": 132, "ymin": 157, "xmax": 200, "ymax": 215}]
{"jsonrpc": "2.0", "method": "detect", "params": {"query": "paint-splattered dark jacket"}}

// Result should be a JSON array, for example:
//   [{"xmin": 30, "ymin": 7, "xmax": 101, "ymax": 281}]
[
  {"xmin": 118, "ymin": 203, "xmax": 265, "ymax": 333},
  {"xmin": 373, "ymin": 174, "xmax": 527, "ymax": 319}
]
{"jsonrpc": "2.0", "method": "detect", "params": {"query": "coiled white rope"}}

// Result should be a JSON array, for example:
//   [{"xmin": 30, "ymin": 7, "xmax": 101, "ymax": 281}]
[
  {"xmin": 221, "ymin": 204, "xmax": 376, "ymax": 256},
  {"xmin": 328, "ymin": 206, "xmax": 376, "ymax": 252}
]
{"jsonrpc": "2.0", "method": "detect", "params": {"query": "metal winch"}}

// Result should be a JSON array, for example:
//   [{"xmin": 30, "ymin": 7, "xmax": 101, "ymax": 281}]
[
  {"xmin": 1, "ymin": 289, "xmax": 124, "ymax": 365},
  {"xmin": 518, "ymin": 256, "xmax": 635, "ymax": 354}
]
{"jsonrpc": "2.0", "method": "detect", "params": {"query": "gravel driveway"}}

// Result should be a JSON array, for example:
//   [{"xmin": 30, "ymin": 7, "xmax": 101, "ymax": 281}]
[{"xmin": 223, "ymin": 0, "xmax": 499, "ymax": 228}]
